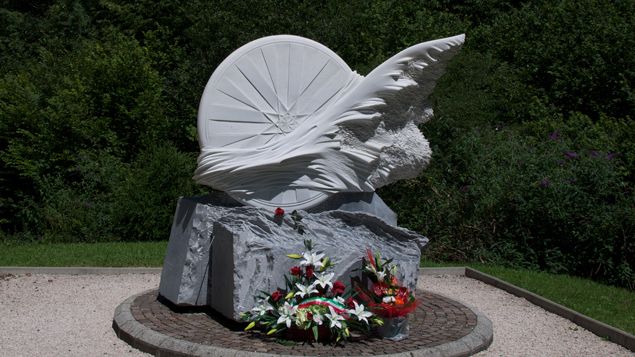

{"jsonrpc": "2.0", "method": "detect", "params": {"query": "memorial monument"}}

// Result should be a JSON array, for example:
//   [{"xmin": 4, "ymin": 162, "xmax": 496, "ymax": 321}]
[{"xmin": 159, "ymin": 34, "xmax": 465, "ymax": 321}]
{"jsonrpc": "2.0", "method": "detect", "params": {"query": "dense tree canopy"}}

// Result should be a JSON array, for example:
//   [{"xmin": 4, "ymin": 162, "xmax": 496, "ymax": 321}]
[{"xmin": 1, "ymin": 0, "xmax": 633, "ymax": 288}]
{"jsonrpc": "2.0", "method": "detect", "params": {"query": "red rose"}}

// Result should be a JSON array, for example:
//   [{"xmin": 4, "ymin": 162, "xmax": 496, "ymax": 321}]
[
  {"xmin": 345, "ymin": 297, "xmax": 356, "ymax": 308},
  {"xmin": 290, "ymin": 266, "xmax": 302, "ymax": 276},
  {"xmin": 274, "ymin": 207, "xmax": 285, "ymax": 216},
  {"xmin": 271, "ymin": 290, "xmax": 283, "ymax": 302},
  {"xmin": 305, "ymin": 265, "xmax": 314, "ymax": 279},
  {"xmin": 331, "ymin": 280, "xmax": 346, "ymax": 295}
]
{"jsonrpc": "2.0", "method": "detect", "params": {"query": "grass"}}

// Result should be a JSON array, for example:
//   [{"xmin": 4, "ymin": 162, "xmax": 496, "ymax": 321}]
[
  {"xmin": 1, "ymin": 242, "xmax": 632, "ymax": 336},
  {"xmin": 0, "ymin": 241, "xmax": 167, "ymax": 267},
  {"xmin": 422, "ymin": 260, "xmax": 635, "ymax": 336}
]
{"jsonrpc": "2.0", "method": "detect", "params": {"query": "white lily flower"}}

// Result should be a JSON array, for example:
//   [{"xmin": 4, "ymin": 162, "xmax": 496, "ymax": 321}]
[
  {"xmin": 294, "ymin": 282, "xmax": 318, "ymax": 298},
  {"xmin": 376, "ymin": 270, "xmax": 387, "ymax": 282},
  {"xmin": 277, "ymin": 302, "xmax": 297, "ymax": 328},
  {"xmin": 312, "ymin": 313, "xmax": 324, "ymax": 325},
  {"xmin": 334, "ymin": 296, "xmax": 346, "ymax": 305},
  {"xmin": 325, "ymin": 306, "xmax": 345, "ymax": 329},
  {"xmin": 251, "ymin": 300, "xmax": 274, "ymax": 316},
  {"xmin": 300, "ymin": 251, "xmax": 325, "ymax": 268},
  {"xmin": 382, "ymin": 296, "xmax": 396, "ymax": 303},
  {"xmin": 348, "ymin": 301, "xmax": 373, "ymax": 324},
  {"xmin": 314, "ymin": 272, "xmax": 334, "ymax": 290}
]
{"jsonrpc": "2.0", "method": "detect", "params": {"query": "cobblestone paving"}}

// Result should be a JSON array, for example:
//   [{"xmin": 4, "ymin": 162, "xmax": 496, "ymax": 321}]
[{"xmin": 129, "ymin": 290, "xmax": 477, "ymax": 356}]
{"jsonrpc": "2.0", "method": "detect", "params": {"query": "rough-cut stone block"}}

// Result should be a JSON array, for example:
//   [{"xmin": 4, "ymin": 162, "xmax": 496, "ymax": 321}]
[
  {"xmin": 158, "ymin": 193, "xmax": 240, "ymax": 306},
  {"xmin": 207, "ymin": 208, "xmax": 427, "ymax": 321},
  {"xmin": 159, "ymin": 193, "xmax": 424, "ymax": 315}
]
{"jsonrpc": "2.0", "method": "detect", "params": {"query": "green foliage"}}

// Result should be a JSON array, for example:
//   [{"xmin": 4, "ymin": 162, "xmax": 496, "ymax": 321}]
[
  {"xmin": 0, "ymin": 0, "xmax": 633, "ymax": 288},
  {"xmin": 110, "ymin": 146, "xmax": 203, "ymax": 241},
  {"xmin": 473, "ymin": 0, "xmax": 635, "ymax": 120},
  {"xmin": 381, "ymin": 0, "xmax": 635, "ymax": 289},
  {"xmin": 384, "ymin": 115, "xmax": 634, "ymax": 288},
  {"xmin": 472, "ymin": 265, "xmax": 635, "ymax": 335},
  {"xmin": 0, "ymin": 240, "xmax": 168, "ymax": 267}
]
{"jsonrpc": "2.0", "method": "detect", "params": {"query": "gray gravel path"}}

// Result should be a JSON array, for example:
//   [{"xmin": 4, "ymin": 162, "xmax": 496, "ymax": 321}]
[{"xmin": 0, "ymin": 272, "xmax": 631, "ymax": 356}]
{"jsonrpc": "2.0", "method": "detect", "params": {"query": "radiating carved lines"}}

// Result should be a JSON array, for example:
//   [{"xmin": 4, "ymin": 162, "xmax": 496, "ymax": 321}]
[
  {"xmin": 260, "ymin": 48, "xmax": 280, "ymax": 115},
  {"xmin": 235, "ymin": 65, "xmax": 277, "ymax": 114},
  {"xmin": 215, "ymin": 43, "xmax": 344, "ymax": 141},
  {"xmin": 286, "ymin": 58, "xmax": 329, "ymax": 114}
]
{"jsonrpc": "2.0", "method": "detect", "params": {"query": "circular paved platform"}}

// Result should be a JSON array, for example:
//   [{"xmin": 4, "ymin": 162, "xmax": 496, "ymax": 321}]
[{"xmin": 113, "ymin": 289, "xmax": 492, "ymax": 356}]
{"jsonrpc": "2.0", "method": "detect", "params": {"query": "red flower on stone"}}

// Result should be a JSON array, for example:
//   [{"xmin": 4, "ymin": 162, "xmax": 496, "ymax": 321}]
[
  {"xmin": 332, "ymin": 280, "xmax": 346, "ymax": 296},
  {"xmin": 274, "ymin": 207, "xmax": 285, "ymax": 216},
  {"xmin": 271, "ymin": 290, "xmax": 283, "ymax": 302},
  {"xmin": 290, "ymin": 266, "xmax": 302, "ymax": 276},
  {"xmin": 305, "ymin": 265, "xmax": 314, "ymax": 279},
  {"xmin": 345, "ymin": 296, "xmax": 356, "ymax": 308}
]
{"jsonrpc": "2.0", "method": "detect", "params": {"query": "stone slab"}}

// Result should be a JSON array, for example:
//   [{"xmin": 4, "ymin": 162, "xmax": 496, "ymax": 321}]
[
  {"xmin": 208, "ymin": 208, "xmax": 426, "ymax": 320},
  {"xmin": 159, "ymin": 192, "xmax": 407, "ymax": 308},
  {"xmin": 158, "ymin": 193, "xmax": 241, "ymax": 306}
]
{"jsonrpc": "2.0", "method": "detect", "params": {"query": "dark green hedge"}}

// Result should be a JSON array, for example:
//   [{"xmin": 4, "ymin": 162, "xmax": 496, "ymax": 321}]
[{"xmin": 1, "ymin": 0, "xmax": 632, "ymax": 288}]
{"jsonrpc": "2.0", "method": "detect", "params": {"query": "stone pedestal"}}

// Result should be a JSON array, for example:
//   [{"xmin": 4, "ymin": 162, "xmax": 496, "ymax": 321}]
[{"xmin": 158, "ymin": 193, "xmax": 427, "ymax": 321}]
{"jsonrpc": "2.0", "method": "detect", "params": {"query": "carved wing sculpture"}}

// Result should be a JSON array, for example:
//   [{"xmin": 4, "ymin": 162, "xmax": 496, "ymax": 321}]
[{"xmin": 194, "ymin": 34, "xmax": 465, "ymax": 210}]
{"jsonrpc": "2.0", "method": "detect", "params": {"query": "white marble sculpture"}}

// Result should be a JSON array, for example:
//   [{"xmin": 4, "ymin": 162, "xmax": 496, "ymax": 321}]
[{"xmin": 194, "ymin": 34, "xmax": 465, "ymax": 210}]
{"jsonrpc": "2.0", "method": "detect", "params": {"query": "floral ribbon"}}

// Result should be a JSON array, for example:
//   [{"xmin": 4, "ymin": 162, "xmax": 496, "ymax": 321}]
[{"xmin": 297, "ymin": 297, "xmax": 347, "ymax": 314}]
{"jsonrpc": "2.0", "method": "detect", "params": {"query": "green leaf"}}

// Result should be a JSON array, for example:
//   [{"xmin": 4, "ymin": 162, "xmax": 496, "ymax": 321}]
[
  {"xmin": 312, "ymin": 325, "xmax": 319, "ymax": 342},
  {"xmin": 267, "ymin": 328, "xmax": 278, "ymax": 335}
]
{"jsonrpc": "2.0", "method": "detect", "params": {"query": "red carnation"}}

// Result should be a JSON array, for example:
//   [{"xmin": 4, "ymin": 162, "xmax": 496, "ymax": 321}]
[
  {"xmin": 271, "ymin": 290, "xmax": 283, "ymax": 302},
  {"xmin": 290, "ymin": 266, "xmax": 302, "ymax": 276},
  {"xmin": 274, "ymin": 207, "xmax": 285, "ymax": 216},
  {"xmin": 332, "ymin": 280, "xmax": 346, "ymax": 295},
  {"xmin": 305, "ymin": 265, "xmax": 314, "ymax": 279}
]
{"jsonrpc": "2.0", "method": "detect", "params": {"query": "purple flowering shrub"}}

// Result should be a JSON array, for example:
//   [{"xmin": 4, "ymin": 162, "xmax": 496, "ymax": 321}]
[{"xmin": 382, "ymin": 114, "xmax": 634, "ymax": 289}]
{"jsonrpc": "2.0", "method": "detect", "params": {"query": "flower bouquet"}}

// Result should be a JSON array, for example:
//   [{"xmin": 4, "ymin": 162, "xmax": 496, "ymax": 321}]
[
  {"xmin": 352, "ymin": 249, "xmax": 418, "ymax": 341},
  {"xmin": 241, "ymin": 239, "xmax": 383, "ymax": 343}
]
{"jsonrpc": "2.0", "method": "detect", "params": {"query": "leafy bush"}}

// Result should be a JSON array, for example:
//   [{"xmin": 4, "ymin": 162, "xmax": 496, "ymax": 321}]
[
  {"xmin": 111, "ymin": 146, "xmax": 203, "ymax": 241},
  {"xmin": 473, "ymin": 0, "xmax": 635, "ymax": 120},
  {"xmin": 382, "ymin": 115, "xmax": 634, "ymax": 288},
  {"xmin": 0, "ymin": 0, "xmax": 633, "ymax": 288}
]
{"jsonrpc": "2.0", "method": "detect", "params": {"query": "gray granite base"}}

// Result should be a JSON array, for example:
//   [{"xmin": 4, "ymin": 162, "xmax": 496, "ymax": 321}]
[{"xmin": 159, "ymin": 193, "xmax": 426, "ymax": 321}]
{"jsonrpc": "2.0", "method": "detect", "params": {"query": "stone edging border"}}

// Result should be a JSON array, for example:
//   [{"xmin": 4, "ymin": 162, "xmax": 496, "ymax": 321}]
[
  {"xmin": 0, "ymin": 267, "xmax": 162, "ymax": 275},
  {"xmin": 419, "ymin": 266, "xmax": 635, "ymax": 353},
  {"xmin": 112, "ymin": 289, "xmax": 493, "ymax": 357}
]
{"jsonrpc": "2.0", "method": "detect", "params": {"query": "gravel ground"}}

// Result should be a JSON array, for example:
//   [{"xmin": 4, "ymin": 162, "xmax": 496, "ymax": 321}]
[
  {"xmin": 419, "ymin": 275, "xmax": 633, "ymax": 357},
  {"xmin": 0, "ymin": 272, "xmax": 632, "ymax": 357}
]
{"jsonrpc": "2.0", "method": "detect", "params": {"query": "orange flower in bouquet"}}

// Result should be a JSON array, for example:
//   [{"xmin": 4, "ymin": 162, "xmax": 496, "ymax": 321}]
[{"xmin": 352, "ymin": 249, "xmax": 417, "ymax": 318}]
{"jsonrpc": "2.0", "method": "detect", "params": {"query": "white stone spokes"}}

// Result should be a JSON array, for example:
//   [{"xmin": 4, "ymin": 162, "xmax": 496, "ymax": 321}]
[
  {"xmin": 194, "ymin": 34, "xmax": 465, "ymax": 210},
  {"xmin": 197, "ymin": 35, "xmax": 355, "ymax": 149},
  {"xmin": 196, "ymin": 35, "xmax": 358, "ymax": 210}
]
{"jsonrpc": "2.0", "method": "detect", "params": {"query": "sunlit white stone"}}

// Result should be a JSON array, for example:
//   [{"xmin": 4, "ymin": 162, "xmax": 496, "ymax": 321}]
[{"xmin": 194, "ymin": 34, "xmax": 465, "ymax": 210}]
